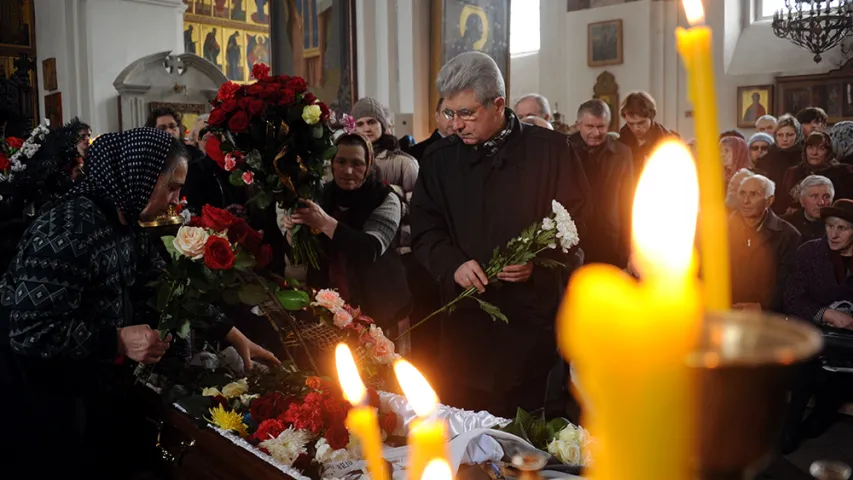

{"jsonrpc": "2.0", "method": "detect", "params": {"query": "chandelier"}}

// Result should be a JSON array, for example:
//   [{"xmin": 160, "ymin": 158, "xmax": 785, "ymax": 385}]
[{"xmin": 772, "ymin": 0, "xmax": 853, "ymax": 63}]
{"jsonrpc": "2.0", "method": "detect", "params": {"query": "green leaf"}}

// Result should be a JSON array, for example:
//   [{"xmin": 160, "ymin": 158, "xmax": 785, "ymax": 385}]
[
  {"xmin": 546, "ymin": 417, "xmax": 570, "ymax": 441},
  {"xmin": 473, "ymin": 297, "xmax": 509, "ymax": 323},
  {"xmin": 516, "ymin": 408, "xmax": 534, "ymax": 431},
  {"xmin": 535, "ymin": 258, "xmax": 566, "ymax": 269},
  {"xmin": 285, "ymin": 277, "xmax": 302, "ymax": 287},
  {"xmin": 276, "ymin": 289, "xmax": 310, "ymax": 311},
  {"xmin": 175, "ymin": 320, "xmax": 192, "ymax": 340},
  {"xmin": 255, "ymin": 190, "xmax": 273, "ymax": 209},
  {"xmin": 245, "ymin": 150, "xmax": 263, "ymax": 170},
  {"xmin": 222, "ymin": 288, "xmax": 240, "ymax": 305},
  {"xmin": 321, "ymin": 145, "xmax": 337, "ymax": 160},
  {"xmin": 312, "ymin": 124, "xmax": 324, "ymax": 139},
  {"xmin": 156, "ymin": 281, "xmax": 173, "ymax": 311},
  {"xmin": 229, "ymin": 170, "xmax": 245, "ymax": 187},
  {"xmin": 238, "ymin": 283, "xmax": 268, "ymax": 305},
  {"xmin": 233, "ymin": 249, "xmax": 256, "ymax": 270},
  {"xmin": 160, "ymin": 236, "xmax": 180, "ymax": 261}
]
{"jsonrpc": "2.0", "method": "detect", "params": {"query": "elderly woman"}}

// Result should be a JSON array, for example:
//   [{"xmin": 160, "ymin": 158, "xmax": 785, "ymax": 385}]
[
  {"xmin": 754, "ymin": 114, "xmax": 803, "ymax": 189},
  {"xmin": 722, "ymin": 136, "xmax": 752, "ymax": 210},
  {"xmin": 783, "ymin": 175, "xmax": 835, "ymax": 243},
  {"xmin": 747, "ymin": 132, "xmax": 774, "ymax": 164},
  {"xmin": 277, "ymin": 133, "xmax": 411, "ymax": 331},
  {"xmin": 779, "ymin": 131, "xmax": 853, "ymax": 214},
  {"xmin": 755, "ymin": 114, "xmax": 777, "ymax": 135},
  {"xmin": 783, "ymin": 199, "xmax": 853, "ymax": 451}
]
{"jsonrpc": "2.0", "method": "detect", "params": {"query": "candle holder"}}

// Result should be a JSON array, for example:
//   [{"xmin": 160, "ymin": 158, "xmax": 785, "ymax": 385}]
[{"xmin": 689, "ymin": 311, "xmax": 823, "ymax": 479}]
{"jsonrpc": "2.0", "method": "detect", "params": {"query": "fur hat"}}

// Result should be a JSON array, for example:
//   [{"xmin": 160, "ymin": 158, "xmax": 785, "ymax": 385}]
[{"xmin": 352, "ymin": 97, "xmax": 389, "ymax": 132}]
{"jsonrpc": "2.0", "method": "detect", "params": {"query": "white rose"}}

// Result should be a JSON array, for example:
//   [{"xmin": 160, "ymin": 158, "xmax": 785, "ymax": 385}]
[
  {"xmin": 313, "ymin": 289, "xmax": 345, "ymax": 310},
  {"xmin": 173, "ymin": 226, "xmax": 209, "ymax": 260},
  {"xmin": 332, "ymin": 307, "xmax": 353, "ymax": 329},
  {"xmin": 221, "ymin": 378, "xmax": 249, "ymax": 399},
  {"xmin": 202, "ymin": 387, "xmax": 222, "ymax": 397}
]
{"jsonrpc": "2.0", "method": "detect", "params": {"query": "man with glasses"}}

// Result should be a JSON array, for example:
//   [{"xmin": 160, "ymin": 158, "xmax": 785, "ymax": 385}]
[
  {"xmin": 411, "ymin": 51, "xmax": 590, "ymax": 417},
  {"xmin": 145, "ymin": 107, "xmax": 184, "ymax": 140},
  {"xmin": 617, "ymin": 91, "xmax": 679, "ymax": 177}
]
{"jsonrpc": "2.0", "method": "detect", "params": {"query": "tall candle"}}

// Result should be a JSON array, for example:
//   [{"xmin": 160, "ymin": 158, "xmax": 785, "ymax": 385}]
[
  {"xmin": 335, "ymin": 344, "xmax": 388, "ymax": 480},
  {"xmin": 394, "ymin": 360, "xmax": 451, "ymax": 480},
  {"xmin": 675, "ymin": 0, "xmax": 731, "ymax": 311},
  {"xmin": 559, "ymin": 142, "xmax": 702, "ymax": 480},
  {"xmin": 421, "ymin": 459, "xmax": 453, "ymax": 480}
]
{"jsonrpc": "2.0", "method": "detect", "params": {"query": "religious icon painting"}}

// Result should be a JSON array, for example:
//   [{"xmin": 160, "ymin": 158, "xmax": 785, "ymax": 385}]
[
  {"xmin": 224, "ymin": 29, "xmax": 245, "ymax": 82},
  {"xmin": 587, "ymin": 19, "xmax": 623, "ymax": 67},
  {"xmin": 184, "ymin": 0, "xmax": 193, "ymax": 14},
  {"xmin": 246, "ymin": 33, "xmax": 271, "ymax": 75},
  {"xmin": 826, "ymin": 83, "xmax": 843, "ymax": 119},
  {"xmin": 194, "ymin": 0, "xmax": 212, "ymax": 16},
  {"xmin": 201, "ymin": 24, "xmax": 224, "ymax": 70},
  {"xmin": 212, "ymin": 0, "xmax": 230, "ymax": 18},
  {"xmin": 231, "ymin": 0, "xmax": 248, "ymax": 22},
  {"xmin": 183, "ymin": 23, "xmax": 202, "ymax": 55},
  {"xmin": 249, "ymin": 0, "xmax": 270, "ymax": 25},
  {"xmin": 736, "ymin": 85, "xmax": 773, "ymax": 128},
  {"xmin": 440, "ymin": 0, "xmax": 510, "ymax": 80},
  {"xmin": 44, "ymin": 92, "xmax": 62, "ymax": 127}
]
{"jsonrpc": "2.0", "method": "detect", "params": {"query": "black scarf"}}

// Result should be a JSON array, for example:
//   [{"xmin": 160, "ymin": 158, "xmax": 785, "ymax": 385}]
[{"xmin": 321, "ymin": 167, "xmax": 390, "ymax": 230}]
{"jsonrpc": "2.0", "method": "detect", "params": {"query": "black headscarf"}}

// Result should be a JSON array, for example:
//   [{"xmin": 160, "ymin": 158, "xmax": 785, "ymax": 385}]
[
  {"xmin": 321, "ymin": 133, "xmax": 390, "ymax": 229},
  {"xmin": 69, "ymin": 128, "xmax": 174, "ymax": 222}
]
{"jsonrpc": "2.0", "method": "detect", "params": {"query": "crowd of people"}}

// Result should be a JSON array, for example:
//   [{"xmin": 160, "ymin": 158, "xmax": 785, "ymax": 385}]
[{"xmin": 1, "ymin": 50, "xmax": 852, "ymax": 475}]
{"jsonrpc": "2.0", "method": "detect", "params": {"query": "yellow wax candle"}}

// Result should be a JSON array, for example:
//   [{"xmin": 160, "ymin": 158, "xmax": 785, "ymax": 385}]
[
  {"xmin": 394, "ymin": 360, "xmax": 451, "ymax": 480},
  {"xmin": 558, "ymin": 142, "xmax": 702, "ymax": 480},
  {"xmin": 675, "ymin": 0, "xmax": 731, "ymax": 311},
  {"xmin": 335, "ymin": 344, "xmax": 388, "ymax": 480},
  {"xmin": 421, "ymin": 459, "xmax": 453, "ymax": 480}
]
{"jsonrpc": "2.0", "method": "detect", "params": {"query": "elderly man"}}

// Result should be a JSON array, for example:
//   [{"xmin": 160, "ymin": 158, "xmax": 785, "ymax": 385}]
[
  {"xmin": 515, "ymin": 93, "xmax": 552, "ymax": 122},
  {"xmin": 412, "ymin": 52, "xmax": 590, "ymax": 416},
  {"xmin": 729, "ymin": 172, "xmax": 801, "ymax": 312},
  {"xmin": 755, "ymin": 115, "xmax": 778, "ymax": 135},
  {"xmin": 783, "ymin": 175, "xmax": 835, "ymax": 243},
  {"xmin": 618, "ymin": 91, "xmax": 679, "ymax": 176},
  {"xmin": 409, "ymin": 97, "xmax": 457, "ymax": 162},
  {"xmin": 568, "ymin": 100, "xmax": 634, "ymax": 267}
]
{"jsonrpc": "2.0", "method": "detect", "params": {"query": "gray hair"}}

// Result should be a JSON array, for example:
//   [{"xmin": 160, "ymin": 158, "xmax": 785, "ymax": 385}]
[
  {"xmin": 516, "ymin": 93, "xmax": 551, "ymax": 118},
  {"xmin": 436, "ymin": 51, "xmax": 505, "ymax": 104},
  {"xmin": 795, "ymin": 174, "xmax": 835, "ymax": 201},
  {"xmin": 577, "ymin": 99, "xmax": 611, "ymax": 124},
  {"xmin": 754, "ymin": 114, "xmax": 777, "ymax": 128},
  {"xmin": 738, "ymin": 171, "xmax": 775, "ymax": 199}
]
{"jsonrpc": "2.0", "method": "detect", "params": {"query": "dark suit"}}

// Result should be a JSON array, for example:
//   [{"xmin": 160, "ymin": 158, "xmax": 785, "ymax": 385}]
[{"xmin": 408, "ymin": 130, "xmax": 444, "ymax": 163}]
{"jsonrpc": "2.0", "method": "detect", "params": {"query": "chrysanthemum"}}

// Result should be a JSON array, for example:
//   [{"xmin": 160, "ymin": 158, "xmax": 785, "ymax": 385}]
[
  {"xmin": 551, "ymin": 200, "xmax": 580, "ymax": 252},
  {"xmin": 207, "ymin": 404, "xmax": 248, "ymax": 437},
  {"xmin": 260, "ymin": 426, "xmax": 312, "ymax": 465}
]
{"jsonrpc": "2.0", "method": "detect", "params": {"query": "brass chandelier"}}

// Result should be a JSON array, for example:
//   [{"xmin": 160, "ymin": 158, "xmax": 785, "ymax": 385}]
[{"xmin": 772, "ymin": 0, "xmax": 853, "ymax": 63}]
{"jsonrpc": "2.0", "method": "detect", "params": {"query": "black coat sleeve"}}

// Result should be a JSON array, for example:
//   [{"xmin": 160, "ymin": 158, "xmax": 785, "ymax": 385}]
[
  {"xmin": 617, "ymin": 149, "xmax": 636, "ymax": 266},
  {"xmin": 771, "ymin": 227, "xmax": 802, "ymax": 312},
  {"xmin": 557, "ymin": 140, "xmax": 593, "ymax": 253}
]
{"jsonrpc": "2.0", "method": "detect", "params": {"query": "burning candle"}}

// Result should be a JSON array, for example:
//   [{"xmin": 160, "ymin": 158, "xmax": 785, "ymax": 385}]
[
  {"xmin": 559, "ymin": 141, "xmax": 702, "ymax": 480},
  {"xmin": 421, "ymin": 459, "xmax": 453, "ymax": 480},
  {"xmin": 394, "ymin": 360, "xmax": 450, "ymax": 480},
  {"xmin": 335, "ymin": 344, "xmax": 388, "ymax": 480},
  {"xmin": 675, "ymin": 0, "xmax": 731, "ymax": 311}
]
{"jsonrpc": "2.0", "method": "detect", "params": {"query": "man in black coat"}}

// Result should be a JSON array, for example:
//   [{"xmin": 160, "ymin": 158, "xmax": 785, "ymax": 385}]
[
  {"xmin": 569, "ymin": 100, "xmax": 634, "ymax": 267},
  {"xmin": 411, "ymin": 52, "xmax": 591, "ymax": 417},
  {"xmin": 783, "ymin": 174, "xmax": 834, "ymax": 244},
  {"xmin": 408, "ymin": 97, "xmax": 457, "ymax": 163},
  {"xmin": 618, "ymin": 91, "xmax": 679, "ymax": 177}
]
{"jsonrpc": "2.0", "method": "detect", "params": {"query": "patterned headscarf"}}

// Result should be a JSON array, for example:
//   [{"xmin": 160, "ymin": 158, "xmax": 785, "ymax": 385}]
[
  {"xmin": 720, "ymin": 136, "xmax": 751, "ymax": 186},
  {"xmin": 69, "ymin": 128, "xmax": 174, "ymax": 222},
  {"xmin": 830, "ymin": 121, "xmax": 853, "ymax": 160}
]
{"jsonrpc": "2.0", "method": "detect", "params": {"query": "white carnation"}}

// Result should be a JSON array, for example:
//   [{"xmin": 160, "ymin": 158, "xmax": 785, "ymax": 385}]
[{"xmin": 260, "ymin": 427, "xmax": 311, "ymax": 465}]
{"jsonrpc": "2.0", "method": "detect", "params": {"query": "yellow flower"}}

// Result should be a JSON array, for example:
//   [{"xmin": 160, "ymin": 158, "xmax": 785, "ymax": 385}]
[
  {"xmin": 221, "ymin": 378, "xmax": 249, "ymax": 399},
  {"xmin": 302, "ymin": 104, "xmax": 322, "ymax": 125},
  {"xmin": 202, "ymin": 387, "xmax": 222, "ymax": 397},
  {"xmin": 207, "ymin": 405, "xmax": 248, "ymax": 437}
]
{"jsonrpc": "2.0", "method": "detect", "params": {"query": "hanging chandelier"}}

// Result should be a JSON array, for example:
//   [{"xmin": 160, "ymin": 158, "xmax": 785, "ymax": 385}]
[{"xmin": 772, "ymin": 0, "xmax": 853, "ymax": 63}]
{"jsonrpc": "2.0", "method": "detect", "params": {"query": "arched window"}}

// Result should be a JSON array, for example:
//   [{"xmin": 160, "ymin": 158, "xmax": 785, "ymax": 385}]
[{"xmin": 510, "ymin": 0, "xmax": 540, "ymax": 56}]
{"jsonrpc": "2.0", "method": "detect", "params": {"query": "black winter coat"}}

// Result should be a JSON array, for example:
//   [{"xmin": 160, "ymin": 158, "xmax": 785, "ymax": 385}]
[{"xmin": 618, "ymin": 121, "xmax": 679, "ymax": 178}]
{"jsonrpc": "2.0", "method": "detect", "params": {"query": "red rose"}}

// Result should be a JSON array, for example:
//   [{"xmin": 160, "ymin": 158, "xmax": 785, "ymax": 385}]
[
  {"xmin": 248, "ymin": 84, "xmax": 265, "ymax": 97},
  {"xmin": 201, "ymin": 205, "xmax": 237, "ymax": 231},
  {"xmin": 221, "ymin": 99, "xmax": 239, "ymax": 113},
  {"xmin": 288, "ymin": 77, "xmax": 308, "ymax": 93},
  {"xmin": 227, "ymin": 218, "xmax": 263, "ymax": 251},
  {"xmin": 251, "ymin": 392, "xmax": 295, "ymax": 422},
  {"xmin": 248, "ymin": 98, "xmax": 265, "ymax": 117},
  {"xmin": 253, "ymin": 418, "xmax": 286, "ymax": 442},
  {"xmin": 254, "ymin": 244, "xmax": 272, "ymax": 269},
  {"xmin": 324, "ymin": 424, "xmax": 350, "ymax": 450},
  {"xmin": 228, "ymin": 110, "xmax": 250, "ymax": 133},
  {"xmin": 303, "ymin": 92, "xmax": 317, "ymax": 104},
  {"xmin": 252, "ymin": 63, "xmax": 271, "ymax": 80},
  {"xmin": 205, "ymin": 135, "xmax": 226, "ymax": 169},
  {"xmin": 379, "ymin": 411, "xmax": 397, "ymax": 434},
  {"xmin": 319, "ymin": 102, "xmax": 331, "ymax": 121},
  {"xmin": 217, "ymin": 82, "xmax": 241, "ymax": 101},
  {"xmin": 238, "ymin": 97, "xmax": 252, "ymax": 111},
  {"xmin": 278, "ymin": 88, "xmax": 296, "ymax": 106},
  {"xmin": 366, "ymin": 387, "xmax": 381, "ymax": 409},
  {"xmin": 322, "ymin": 399, "xmax": 350, "ymax": 425},
  {"xmin": 0, "ymin": 153, "xmax": 9, "ymax": 171},
  {"xmin": 5, "ymin": 137, "xmax": 23, "ymax": 150},
  {"xmin": 258, "ymin": 85, "xmax": 278, "ymax": 100},
  {"xmin": 208, "ymin": 108, "xmax": 228, "ymax": 126},
  {"xmin": 203, "ymin": 236, "xmax": 235, "ymax": 270}
]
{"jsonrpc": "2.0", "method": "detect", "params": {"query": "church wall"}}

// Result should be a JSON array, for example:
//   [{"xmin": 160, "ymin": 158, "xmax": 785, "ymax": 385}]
[
  {"xmin": 34, "ymin": 0, "xmax": 70, "ymax": 125},
  {"xmin": 509, "ymin": 52, "xmax": 540, "ymax": 108}
]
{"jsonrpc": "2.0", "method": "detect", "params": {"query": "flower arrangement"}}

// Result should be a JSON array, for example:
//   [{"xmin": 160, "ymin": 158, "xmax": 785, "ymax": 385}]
[
  {"xmin": 499, "ymin": 408, "xmax": 592, "ymax": 467},
  {"xmin": 204, "ymin": 63, "xmax": 336, "ymax": 269},
  {"xmin": 0, "ymin": 119, "xmax": 49, "ymax": 182},
  {"xmin": 402, "ymin": 200, "xmax": 580, "ymax": 336}
]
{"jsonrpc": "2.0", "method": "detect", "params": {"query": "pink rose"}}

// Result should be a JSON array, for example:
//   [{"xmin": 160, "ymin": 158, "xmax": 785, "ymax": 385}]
[
  {"xmin": 370, "ymin": 336, "xmax": 397, "ymax": 364},
  {"xmin": 242, "ymin": 171, "xmax": 254, "ymax": 185},
  {"xmin": 312, "ymin": 289, "xmax": 345, "ymax": 310},
  {"xmin": 224, "ymin": 154, "xmax": 237, "ymax": 172},
  {"xmin": 332, "ymin": 307, "xmax": 353, "ymax": 329}
]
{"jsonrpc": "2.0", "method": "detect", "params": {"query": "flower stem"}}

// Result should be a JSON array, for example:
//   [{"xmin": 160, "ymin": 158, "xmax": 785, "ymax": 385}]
[{"xmin": 394, "ymin": 285, "xmax": 478, "ymax": 341}]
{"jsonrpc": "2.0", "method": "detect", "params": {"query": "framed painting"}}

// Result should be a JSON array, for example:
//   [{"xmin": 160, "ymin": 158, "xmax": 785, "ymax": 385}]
[
  {"xmin": 775, "ymin": 61, "xmax": 853, "ymax": 124},
  {"xmin": 588, "ymin": 20, "xmax": 623, "ymax": 67},
  {"xmin": 736, "ymin": 85, "xmax": 773, "ymax": 128},
  {"xmin": 44, "ymin": 92, "xmax": 62, "ymax": 127},
  {"xmin": 42, "ymin": 58, "xmax": 57, "ymax": 92}
]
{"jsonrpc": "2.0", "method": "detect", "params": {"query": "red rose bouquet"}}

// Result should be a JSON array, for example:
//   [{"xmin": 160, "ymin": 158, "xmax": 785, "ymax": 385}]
[{"xmin": 205, "ymin": 64, "xmax": 335, "ymax": 269}]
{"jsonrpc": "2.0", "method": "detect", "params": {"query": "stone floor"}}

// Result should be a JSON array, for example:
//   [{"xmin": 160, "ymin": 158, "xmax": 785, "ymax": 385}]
[{"xmin": 761, "ymin": 415, "xmax": 853, "ymax": 479}]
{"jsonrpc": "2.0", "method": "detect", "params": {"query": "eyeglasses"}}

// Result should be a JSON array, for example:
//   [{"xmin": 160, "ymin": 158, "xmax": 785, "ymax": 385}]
[
  {"xmin": 750, "ymin": 145, "xmax": 769, "ymax": 151},
  {"xmin": 442, "ymin": 99, "xmax": 495, "ymax": 122},
  {"xmin": 158, "ymin": 123, "xmax": 179, "ymax": 131}
]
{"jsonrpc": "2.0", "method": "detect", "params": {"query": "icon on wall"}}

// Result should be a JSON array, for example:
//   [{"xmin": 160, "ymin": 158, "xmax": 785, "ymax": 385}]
[
  {"xmin": 588, "ymin": 19, "xmax": 623, "ymax": 67},
  {"xmin": 737, "ymin": 85, "xmax": 773, "ymax": 128}
]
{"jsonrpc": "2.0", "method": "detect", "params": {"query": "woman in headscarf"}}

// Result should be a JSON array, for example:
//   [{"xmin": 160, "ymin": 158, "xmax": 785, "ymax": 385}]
[
  {"xmin": 829, "ymin": 120, "xmax": 853, "ymax": 165},
  {"xmin": 277, "ymin": 132, "xmax": 411, "ymax": 332},
  {"xmin": 0, "ymin": 128, "xmax": 277, "ymax": 478},
  {"xmin": 754, "ymin": 114, "xmax": 804, "ymax": 190},
  {"xmin": 721, "ymin": 136, "xmax": 752, "ymax": 210},
  {"xmin": 779, "ymin": 131, "xmax": 853, "ymax": 215},
  {"xmin": 747, "ymin": 132, "xmax": 775, "ymax": 164}
]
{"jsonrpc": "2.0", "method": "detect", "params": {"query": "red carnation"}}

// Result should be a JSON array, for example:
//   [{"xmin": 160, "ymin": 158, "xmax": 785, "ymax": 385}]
[
  {"xmin": 5, "ymin": 137, "xmax": 23, "ymax": 150},
  {"xmin": 281, "ymin": 401, "xmax": 324, "ymax": 434},
  {"xmin": 252, "ymin": 63, "xmax": 271, "ymax": 80},
  {"xmin": 379, "ymin": 411, "xmax": 397, "ymax": 434},
  {"xmin": 208, "ymin": 108, "xmax": 228, "ymax": 127},
  {"xmin": 221, "ymin": 99, "xmax": 239, "ymax": 113},
  {"xmin": 201, "ymin": 205, "xmax": 237, "ymax": 231},
  {"xmin": 251, "ymin": 392, "xmax": 295, "ymax": 422},
  {"xmin": 0, "ymin": 153, "xmax": 9, "ymax": 171},
  {"xmin": 322, "ymin": 398, "xmax": 350, "ymax": 425},
  {"xmin": 203, "ymin": 236, "xmax": 235, "ymax": 270},
  {"xmin": 324, "ymin": 424, "xmax": 350, "ymax": 450},
  {"xmin": 288, "ymin": 77, "xmax": 308, "ymax": 93},
  {"xmin": 247, "ymin": 98, "xmax": 265, "ymax": 117},
  {"xmin": 278, "ymin": 88, "xmax": 296, "ymax": 106},
  {"xmin": 205, "ymin": 135, "xmax": 226, "ymax": 168},
  {"xmin": 228, "ymin": 110, "xmax": 250, "ymax": 133},
  {"xmin": 217, "ymin": 82, "xmax": 241, "ymax": 102},
  {"xmin": 253, "ymin": 418, "xmax": 286, "ymax": 442}
]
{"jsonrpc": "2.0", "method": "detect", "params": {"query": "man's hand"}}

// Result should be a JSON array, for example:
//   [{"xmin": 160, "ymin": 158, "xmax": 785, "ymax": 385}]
[
  {"xmin": 118, "ymin": 325, "xmax": 171, "ymax": 364},
  {"xmin": 733, "ymin": 302, "xmax": 762, "ymax": 312},
  {"xmin": 454, "ymin": 260, "xmax": 488, "ymax": 293},
  {"xmin": 497, "ymin": 262, "xmax": 534, "ymax": 283},
  {"xmin": 824, "ymin": 309, "xmax": 853, "ymax": 330},
  {"xmin": 226, "ymin": 327, "xmax": 281, "ymax": 371}
]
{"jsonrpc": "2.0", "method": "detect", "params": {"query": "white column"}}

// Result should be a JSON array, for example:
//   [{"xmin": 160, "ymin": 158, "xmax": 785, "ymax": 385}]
[{"xmin": 373, "ymin": 0, "xmax": 392, "ymax": 108}]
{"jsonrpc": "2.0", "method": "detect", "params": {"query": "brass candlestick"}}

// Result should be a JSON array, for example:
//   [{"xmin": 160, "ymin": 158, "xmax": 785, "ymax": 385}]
[{"xmin": 689, "ymin": 311, "xmax": 823, "ymax": 479}]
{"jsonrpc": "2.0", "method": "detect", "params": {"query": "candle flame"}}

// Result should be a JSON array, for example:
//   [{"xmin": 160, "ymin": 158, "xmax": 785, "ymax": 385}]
[
  {"xmin": 393, "ymin": 359, "xmax": 439, "ymax": 417},
  {"xmin": 421, "ymin": 459, "xmax": 452, "ymax": 480},
  {"xmin": 335, "ymin": 343, "xmax": 367, "ymax": 405},
  {"xmin": 682, "ymin": 0, "xmax": 705, "ymax": 25},
  {"xmin": 632, "ymin": 141, "xmax": 699, "ymax": 278}
]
